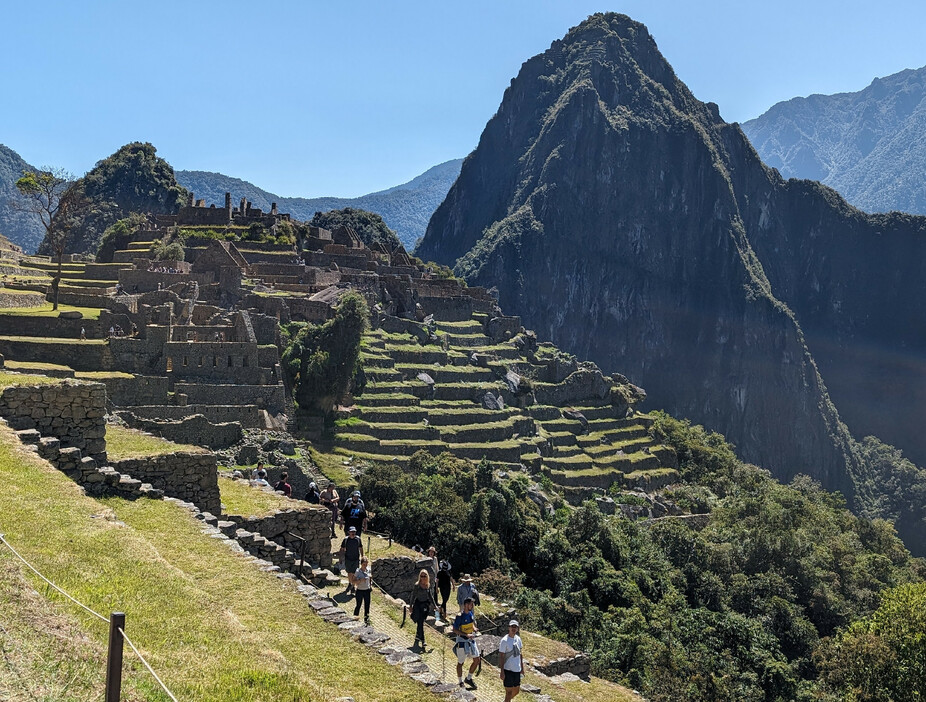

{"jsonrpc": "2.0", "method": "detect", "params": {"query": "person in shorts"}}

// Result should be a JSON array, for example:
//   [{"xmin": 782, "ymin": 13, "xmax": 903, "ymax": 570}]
[
  {"xmin": 498, "ymin": 619, "xmax": 523, "ymax": 700},
  {"xmin": 452, "ymin": 597, "xmax": 481, "ymax": 689},
  {"xmin": 338, "ymin": 526, "xmax": 364, "ymax": 594}
]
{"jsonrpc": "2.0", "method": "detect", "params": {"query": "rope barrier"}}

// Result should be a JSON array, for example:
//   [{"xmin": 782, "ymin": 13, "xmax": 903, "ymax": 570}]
[
  {"xmin": 0, "ymin": 533, "xmax": 180, "ymax": 701},
  {"xmin": 119, "ymin": 628, "xmax": 180, "ymax": 702},
  {"xmin": 0, "ymin": 533, "xmax": 109, "ymax": 624}
]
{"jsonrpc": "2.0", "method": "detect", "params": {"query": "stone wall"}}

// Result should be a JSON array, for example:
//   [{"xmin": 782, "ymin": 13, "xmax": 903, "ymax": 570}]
[
  {"xmin": 0, "ymin": 314, "xmax": 101, "ymax": 339},
  {"xmin": 0, "ymin": 381, "xmax": 107, "ymax": 462},
  {"xmin": 371, "ymin": 555, "xmax": 436, "ymax": 604},
  {"xmin": 225, "ymin": 505, "xmax": 331, "ymax": 565},
  {"xmin": 97, "ymin": 374, "xmax": 169, "ymax": 407},
  {"xmin": 117, "ymin": 411, "xmax": 243, "ymax": 449},
  {"xmin": 111, "ymin": 452, "xmax": 220, "ymax": 514},
  {"xmin": 0, "ymin": 338, "xmax": 113, "ymax": 372},
  {"xmin": 174, "ymin": 383, "xmax": 285, "ymax": 413},
  {"xmin": 0, "ymin": 291, "xmax": 45, "ymax": 308},
  {"xmin": 129, "ymin": 404, "xmax": 262, "ymax": 427}
]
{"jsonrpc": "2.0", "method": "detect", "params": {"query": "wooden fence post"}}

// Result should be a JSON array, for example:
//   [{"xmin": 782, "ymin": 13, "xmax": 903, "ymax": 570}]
[{"xmin": 105, "ymin": 612, "xmax": 126, "ymax": 702}]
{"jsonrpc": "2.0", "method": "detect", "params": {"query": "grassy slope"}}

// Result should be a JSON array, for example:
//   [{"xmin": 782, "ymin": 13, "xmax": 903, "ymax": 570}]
[
  {"xmin": 0, "ymin": 423, "xmax": 423, "ymax": 701},
  {"xmin": 105, "ymin": 425, "xmax": 205, "ymax": 460}
]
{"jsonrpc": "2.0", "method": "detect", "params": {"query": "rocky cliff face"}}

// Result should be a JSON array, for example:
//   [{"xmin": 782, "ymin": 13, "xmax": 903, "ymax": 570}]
[
  {"xmin": 743, "ymin": 66, "xmax": 926, "ymax": 215},
  {"xmin": 419, "ymin": 13, "xmax": 926, "ymax": 529}
]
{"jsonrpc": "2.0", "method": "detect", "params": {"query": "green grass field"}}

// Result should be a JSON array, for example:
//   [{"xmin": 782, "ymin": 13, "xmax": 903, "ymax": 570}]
[
  {"xmin": 0, "ymin": 423, "xmax": 425, "ymax": 701},
  {"xmin": 0, "ymin": 302, "xmax": 104, "ymax": 319},
  {"xmin": 105, "ymin": 425, "xmax": 204, "ymax": 460}
]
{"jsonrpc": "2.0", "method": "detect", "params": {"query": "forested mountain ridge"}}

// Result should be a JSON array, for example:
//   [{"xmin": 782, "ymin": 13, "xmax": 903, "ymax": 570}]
[
  {"xmin": 743, "ymin": 65, "xmax": 926, "ymax": 214},
  {"xmin": 418, "ymin": 13, "xmax": 926, "ymax": 550},
  {"xmin": 0, "ymin": 144, "xmax": 46, "ymax": 252},
  {"xmin": 177, "ymin": 159, "xmax": 463, "ymax": 249},
  {"xmin": 40, "ymin": 142, "xmax": 187, "ymax": 256}
]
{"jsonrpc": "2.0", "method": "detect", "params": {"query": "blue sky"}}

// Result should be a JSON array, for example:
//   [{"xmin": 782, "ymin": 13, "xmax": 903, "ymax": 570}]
[{"xmin": 3, "ymin": 0, "xmax": 924, "ymax": 197}]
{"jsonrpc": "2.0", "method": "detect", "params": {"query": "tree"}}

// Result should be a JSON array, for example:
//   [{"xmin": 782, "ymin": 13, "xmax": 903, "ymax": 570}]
[
  {"xmin": 282, "ymin": 292, "xmax": 369, "ymax": 417},
  {"xmin": 310, "ymin": 208, "xmax": 401, "ymax": 249},
  {"xmin": 14, "ymin": 168, "xmax": 79, "ymax": 310}
]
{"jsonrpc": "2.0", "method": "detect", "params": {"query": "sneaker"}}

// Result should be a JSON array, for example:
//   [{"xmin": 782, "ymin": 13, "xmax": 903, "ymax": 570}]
[
  {"xmin": 364, "ymin": 616, "xmax": 370, "ymax": 624},
  {"xmin": 465, "ymin": 678, "xmax": 477, "ymax": 690},
  {"xmin": 458, "ymin": 682, "xmax": 464, "ymax": 688}
]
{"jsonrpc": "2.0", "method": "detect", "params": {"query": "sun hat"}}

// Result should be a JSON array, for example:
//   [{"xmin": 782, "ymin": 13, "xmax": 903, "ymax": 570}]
[{"xmin": 460, "ymin": 574, "xmax": 473, "ymax": 583}]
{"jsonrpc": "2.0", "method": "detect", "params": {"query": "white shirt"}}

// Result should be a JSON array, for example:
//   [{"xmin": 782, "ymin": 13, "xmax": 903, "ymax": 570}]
[
  {"xmin": 354, "ymin": 567, "xmax": 371, "ymax": 591},
  {"xmin": 498, "ymin": 634, "xmax": 522, "ymax": 672}
]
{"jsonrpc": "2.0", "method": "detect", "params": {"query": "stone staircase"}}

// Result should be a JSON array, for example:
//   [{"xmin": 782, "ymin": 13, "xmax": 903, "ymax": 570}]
[{"xmin": 13, "ymin": 427, "xmax": 163, "ymax": 500}]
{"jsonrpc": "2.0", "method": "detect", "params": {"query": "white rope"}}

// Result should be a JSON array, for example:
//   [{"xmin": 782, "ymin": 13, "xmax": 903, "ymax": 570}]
[
  {"xmin": 0, "ymin": 533, "xmax": 109, "ymax": 624},
  {"xmin": 119, "ymin": 628, "xmax": 180, "ymax": 702}
]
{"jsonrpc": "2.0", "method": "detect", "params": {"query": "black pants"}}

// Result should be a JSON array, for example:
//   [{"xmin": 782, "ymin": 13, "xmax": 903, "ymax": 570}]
[
  {"xmin": 413, "ymin": 601, "xmax": 429, "ymax": 644},
  {"xmin": 438, "ymin": 585, "xmax": 451, "ymax": 612},
  {"xmin": 354, "ymin": 588, "xmax": 371, "ymax": 618}
]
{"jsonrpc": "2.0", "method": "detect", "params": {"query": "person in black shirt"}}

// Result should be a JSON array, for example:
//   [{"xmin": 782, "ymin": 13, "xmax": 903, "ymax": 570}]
[
  {"xmin": 339, "ymin": 526, "xmax": 364, "ymax": 594},
  {"xmin": 274, "ymin": 471, "xmax": 292, "ymax": 497},
  {"xmin": 304, "ymin": 481, "xmax": 320, "ymax": 504},
  {"xmin": 437, "ymin": 560, "xmax": 454, "ymax": 617},
  {"xmin": 341, "ymin": 491, "xmax": 367, "ymax": 535}
]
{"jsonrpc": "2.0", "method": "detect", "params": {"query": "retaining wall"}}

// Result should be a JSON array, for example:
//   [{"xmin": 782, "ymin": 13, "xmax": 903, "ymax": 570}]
[
  {"xmin": 111, "ymin": 452, "xmax": 220, "ymax": 514},
  {"xmin": 225, "ymin": 505, "xmax": 332, "ymax": 565},
  {"xmin": 0, "ymin": 381, "xmax": 107, "ymax": 462}
]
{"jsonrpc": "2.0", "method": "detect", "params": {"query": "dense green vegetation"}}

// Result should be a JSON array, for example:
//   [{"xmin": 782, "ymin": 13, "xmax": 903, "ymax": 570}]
[
  {"xmin": 95, "ymin": 213, "xmax": 146, "ymax": 262},
  {"xmin": 309, "ymin": 207, "xmax": 401, "ymax": 249},
  {"xmin": 282, "ymin": 292, "xmax": 368, "ymax": 416},
  {"xmin": 359, "ymin": 413, "xmax": 925, "ymax": 701},
  {"xmin": 40, "ymin": 142, "xmax": 187, "ymax": 256}
]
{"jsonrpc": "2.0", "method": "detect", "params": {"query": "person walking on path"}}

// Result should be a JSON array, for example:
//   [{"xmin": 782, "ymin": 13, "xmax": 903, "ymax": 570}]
[
  {"xmin": 498, "ymin": 620, "xmax": 524, "ymax": 701},
  {"xmin": 452, "ymin": 597, "xmax": 481, "ymax": 689},
  {"xmin": 410, "ymin": 569, "xmax": 437, "ymax": 651},
  {"xmin": 437, "ymin": 560, "xmax": 453, "ymax": 617},
  {"xmin": 304, "ymin": 481, "xmax": 320, "ymax": 504},
  {"xmin": 353, "ymin": 556, "xmax": 372, "ymax": 623},
  {"xmin": 341, "ymin": 490, "xmax": 368, "ymax": 535},
  {"xmin": 457, "ymin": 574, "xmax": 479, "ymax": 608},
  {"xmin": 339, "ymin": 526, "xmax": 364, "ymax": 595},
  {"xmin": 320, "ymin": 484, "xmax": 340, "ymax": 537}
]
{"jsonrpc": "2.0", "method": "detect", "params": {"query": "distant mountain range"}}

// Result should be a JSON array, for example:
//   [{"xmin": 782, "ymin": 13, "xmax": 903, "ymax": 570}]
[
  {"xmin": 0, "ymin": 145, "xmax": 45, "ymax": 252},
  {"xmin": 742, "ymin": 65, "xmax": 926, "ymax": 214},
  {"xmin": 176, "ymin": 159, "xmax": 463, "ymax": 249}
]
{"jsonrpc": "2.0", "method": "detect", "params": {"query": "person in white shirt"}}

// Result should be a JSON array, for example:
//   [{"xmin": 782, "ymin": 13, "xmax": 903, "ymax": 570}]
[
  {"xmin": 353, "ymin": 556, "xmax": 372, "ymax": 623},
  {"xmin": 498, "ymin": 619, "xmax": 523, "ymax": 700}
]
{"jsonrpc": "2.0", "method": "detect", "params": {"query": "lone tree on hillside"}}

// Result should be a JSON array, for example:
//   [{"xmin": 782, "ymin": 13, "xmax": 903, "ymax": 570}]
[
  {"xmin": 282, "ymin": 292, "xmax": 369, "ymax": 418},
  {"xmin": 14, "ymin": 168, "xmax": 81, "ymax": 310}
]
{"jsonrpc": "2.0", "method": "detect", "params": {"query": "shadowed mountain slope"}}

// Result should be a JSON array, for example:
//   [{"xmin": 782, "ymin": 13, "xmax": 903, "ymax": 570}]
[{"xmin": 418, "ymin": 13, "xmax": 926, "ymax": 546}]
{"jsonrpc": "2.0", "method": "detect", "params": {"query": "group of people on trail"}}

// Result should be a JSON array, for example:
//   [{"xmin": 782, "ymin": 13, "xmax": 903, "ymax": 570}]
[
  {"xmin": 408, "ymin": 566, "xmax": 523, "ymax": 697},
  {"xmin": 246, "ymin": 463, "xmax": 293, "ymax": 497},
  {"xmin": 312, "ymin": 483, "xmax": 367, "ymax": 537}
]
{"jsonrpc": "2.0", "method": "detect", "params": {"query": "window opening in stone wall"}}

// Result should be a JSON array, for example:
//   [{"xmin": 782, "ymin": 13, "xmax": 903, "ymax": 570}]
[
  {"xmin": 243, "ymin": 356, "xmax": 249, "ymax": 367},
  {"xmin": 183, "ymin": 356, "xmax": 188, "ymax": 366},
  {"xmin": 213, "ymin": 355, "xmax": 217, "ymax": 367},
  {"xmin": 166, "ymin": 357, "xmax": 173, "ymax": 372},
  {"xmin": 228, "ymin": 355, "xmax": 233, "ymax": 367}
]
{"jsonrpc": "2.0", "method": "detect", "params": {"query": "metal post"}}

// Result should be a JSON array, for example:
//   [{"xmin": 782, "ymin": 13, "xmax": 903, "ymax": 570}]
[{"xmin": 105, "ymin": 612, "xmax": 125, "ymax": 702}]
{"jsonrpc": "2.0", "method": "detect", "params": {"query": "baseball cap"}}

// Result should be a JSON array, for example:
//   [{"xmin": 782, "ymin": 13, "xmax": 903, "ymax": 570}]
[
  {"xmin": 349, "ymin": 526, "xmax": 357, "ymax": 532},
  {"xmin": 509, "ymin": 620, "xmax": 519, "ymax": 628}
]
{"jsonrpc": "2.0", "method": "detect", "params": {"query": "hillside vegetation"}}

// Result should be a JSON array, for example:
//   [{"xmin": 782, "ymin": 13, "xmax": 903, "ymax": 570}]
[
  {"xmin": 39, "ymin": 142, "xmax": 187, "ymax": 256},
  {"xmin": 0, "ymin": 144, "xmax": 45, "ymax": 252},
  {"xmin": 359, "ymin": 417, "xmax": 925, "ymax": 701}
]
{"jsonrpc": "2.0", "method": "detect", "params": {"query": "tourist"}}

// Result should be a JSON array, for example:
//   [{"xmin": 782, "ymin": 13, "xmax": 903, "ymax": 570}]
[
  {"xmin": 108, "ymin": 326, "xmax": 115, "ymax": 338},
  {"xmin": 339, "ymin": 526, "xmax": 364, "ymax": 595},
  {"xmin": 453, "ymin": 597, "xmax": 481, "ymax": 689},
  {"xmin": 274, "ymin": 471, "xmax": 292, "ymax": 497},
  {"xmin": 251, "ymin": 461, "xmax": 265, "ymax": 480},
  {"xmin": 498, "ymin": 620, "xmax": 523, "ymax": 701},
  {"xmin": 437, "ymin": 560, "xmax": 453, "ymax": 617},
  {"xmin": 80, "ymin": 327, "xmax": 86, "ymax": 341},
  {"xmin": 427, "ymin": 546, "xmax": 438, "ymax": 578},
  {"xmin": 409, "ymin": 569, "xmax": 437, "ymax": 651},
  {"xmin": 251, "ymin": 469, "xmax": 270, "ymax": 488},
  {"xmin": 319, "ymin": 483, "xmax": 340, "ymax": 536},
  {"xmin": 457, "ymin": 574, "xmax": 479, "ymax": 608},
  {"xmin": 341, "ymin": 490, "xmax": 367, "ymax": 535},
  {"xmin": 304, "ymin": 481, "xmax": 320, "ymax": 504},
  {"xmin": 353, "ymin": 556, "xmax": 372, "ymax": 623}
]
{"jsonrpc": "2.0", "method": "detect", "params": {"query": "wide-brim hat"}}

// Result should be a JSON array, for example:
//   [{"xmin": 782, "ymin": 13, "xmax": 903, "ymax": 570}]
[{"xmin": 460, "ymin": 574, "xmax": 473, "ymax": 583}]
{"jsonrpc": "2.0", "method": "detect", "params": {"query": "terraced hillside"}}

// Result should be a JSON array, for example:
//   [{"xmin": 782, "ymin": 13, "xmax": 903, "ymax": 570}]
[{"xmin": 335, "ymin": 314, "xmax": 678, "ymax": 496}]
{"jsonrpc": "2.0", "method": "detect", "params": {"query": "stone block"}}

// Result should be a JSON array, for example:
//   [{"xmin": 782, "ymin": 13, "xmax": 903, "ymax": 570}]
[{"xmin": 15, "ymin": 429, "xmax": 41, "ymax": 445}]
